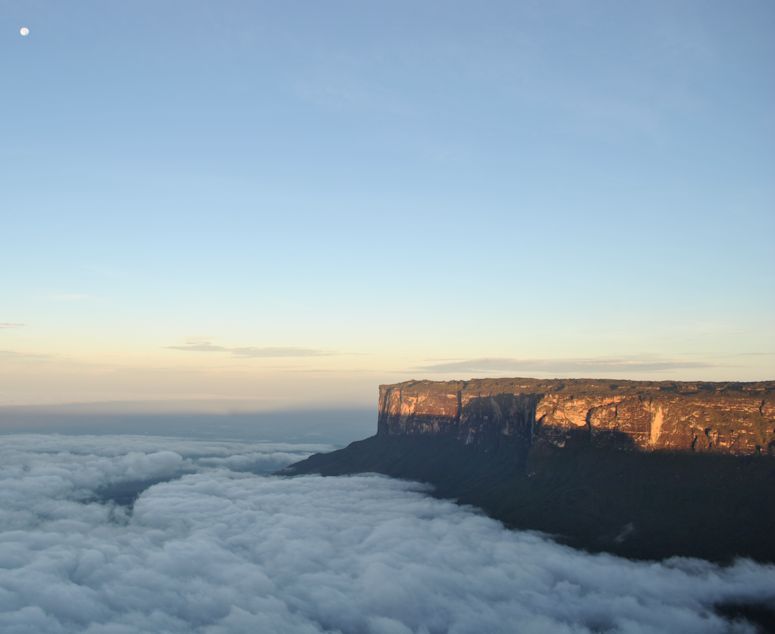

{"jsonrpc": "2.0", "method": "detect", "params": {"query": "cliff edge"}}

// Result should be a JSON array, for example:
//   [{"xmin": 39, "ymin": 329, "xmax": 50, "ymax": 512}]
[
  {"xmin": 287, "ymin": 378, "xmax": 775, "ymax": 562},
  {"xmin": 377, "ymin": 378, "xmax": 775, "ymax": 455}
]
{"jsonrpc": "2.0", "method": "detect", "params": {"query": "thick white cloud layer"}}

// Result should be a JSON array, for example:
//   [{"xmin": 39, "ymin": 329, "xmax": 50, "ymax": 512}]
[{"xmin": 0, "ymin": 434, "xmax": 773, "ymax": 633}]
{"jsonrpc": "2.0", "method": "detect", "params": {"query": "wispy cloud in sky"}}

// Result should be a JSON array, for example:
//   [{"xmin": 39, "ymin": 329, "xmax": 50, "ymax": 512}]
[
  {"xmin": 0, "ymin": 350, "xmax": 49, "ymax": 360},
  {"xmin": 0, "ymin": 323, "xmax": 24, "ymax": 329},
  {"xmin": 417, "ymin": 356, "xmax": 715, "ymax": 374},
  {"xmin": 167, "ymin": 338, "xmax": 334, "ymax": 358},
  {"xmin": 49, "ymin": 293, "xmax": 91, "ymax": 302}
]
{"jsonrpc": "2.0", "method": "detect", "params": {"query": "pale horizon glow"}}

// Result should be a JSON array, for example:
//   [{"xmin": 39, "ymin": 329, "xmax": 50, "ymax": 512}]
[{"xmin": 2, "ymin": 1, "xmax": 773, "ymax": 410}]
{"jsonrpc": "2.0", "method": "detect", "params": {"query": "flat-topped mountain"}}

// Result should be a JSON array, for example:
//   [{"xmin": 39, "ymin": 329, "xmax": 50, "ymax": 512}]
[
  {"xmin": 378, "ymin": 378, "xmax": 775, "ymax": 455},
  {"xmin": 288, "ymin": 378, "xmax": 775, "ymax": 562}
]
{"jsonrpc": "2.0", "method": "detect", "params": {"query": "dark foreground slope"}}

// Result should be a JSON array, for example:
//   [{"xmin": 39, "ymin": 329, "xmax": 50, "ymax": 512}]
[
  {"xmin": 287, "ymin": 434, "xmax": 775, "ymax": 562},
  {"xmin": 287, "ymin": 378, "xmax": 775, "ymax": 563}
]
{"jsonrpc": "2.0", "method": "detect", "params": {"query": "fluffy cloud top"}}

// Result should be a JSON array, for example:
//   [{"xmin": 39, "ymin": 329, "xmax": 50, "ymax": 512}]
[{"xmin": 0, "ymin": 434, "xmax": 772, "ymax": 633}]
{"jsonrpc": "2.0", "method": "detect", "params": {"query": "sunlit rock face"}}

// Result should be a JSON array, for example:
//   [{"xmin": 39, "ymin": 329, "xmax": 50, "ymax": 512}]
[{"xmin": 378, "ymin": 379, "xmax": 775, "ymax": 455}]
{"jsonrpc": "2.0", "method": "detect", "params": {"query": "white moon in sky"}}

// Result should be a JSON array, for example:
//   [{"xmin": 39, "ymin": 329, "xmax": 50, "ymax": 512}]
[{"xmin": 20, "ymin": 27, "xmax": 30, "ymax": 37}]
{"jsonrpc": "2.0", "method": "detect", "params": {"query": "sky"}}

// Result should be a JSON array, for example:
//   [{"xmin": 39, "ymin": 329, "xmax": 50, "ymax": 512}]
[{"xmin": 1, "ymin": 1, "xmax": 774, "ymax": 409}]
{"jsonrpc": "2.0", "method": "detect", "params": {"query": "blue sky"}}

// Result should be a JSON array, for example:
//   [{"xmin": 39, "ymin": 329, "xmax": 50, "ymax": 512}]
[{"xmin": 1, "ymin": 1, "xmax": 773, "ymax": 408}]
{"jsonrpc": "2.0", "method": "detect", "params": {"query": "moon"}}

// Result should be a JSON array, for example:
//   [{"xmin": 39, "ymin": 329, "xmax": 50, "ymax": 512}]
[{"xmin": 19, "ymin": 27, "xmax": 30, "ymax": 37}]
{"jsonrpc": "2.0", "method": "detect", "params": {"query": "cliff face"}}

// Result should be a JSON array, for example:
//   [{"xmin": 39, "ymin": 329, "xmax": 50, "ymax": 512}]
[{"xmin": 378, "ymin": 378, "xmax": 775, "ymax": 455}]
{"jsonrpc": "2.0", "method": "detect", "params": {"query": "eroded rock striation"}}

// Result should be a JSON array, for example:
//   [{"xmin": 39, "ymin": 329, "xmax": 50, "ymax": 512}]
[{"xmin": 378, "ymin": 378, "xmax": 775, "ymax": 455}]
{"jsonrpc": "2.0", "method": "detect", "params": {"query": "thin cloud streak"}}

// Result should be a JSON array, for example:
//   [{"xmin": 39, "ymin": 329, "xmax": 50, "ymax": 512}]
[
  {"xmin": 417, "ymin": 356, "xmax": 716, "ymax": 374},
  {"xmin": 167, "ymin": 339, "xmax": 334, "ymax": 358},
  {"xmin": 0, "ymin": 349, "xmax": 49, "ymax": 360},
  {"xmin": 49, "ymin": 293, "xmax": 91, "ymax": 302},
  {"xmin": 0, "ymin": 323, "xmax": 24, "ymax": 329}
]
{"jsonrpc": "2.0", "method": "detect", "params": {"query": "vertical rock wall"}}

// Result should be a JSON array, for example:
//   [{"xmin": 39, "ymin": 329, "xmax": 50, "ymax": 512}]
[{"xmin": 378, "ymin": 379, "xmax": 775, "ymax": 455}]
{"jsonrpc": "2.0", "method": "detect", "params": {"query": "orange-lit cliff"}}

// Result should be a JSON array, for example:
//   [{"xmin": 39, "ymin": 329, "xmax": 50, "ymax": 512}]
[{"xmin": 378, "ymin": 378, "xmax": 775, "ymax": 455}]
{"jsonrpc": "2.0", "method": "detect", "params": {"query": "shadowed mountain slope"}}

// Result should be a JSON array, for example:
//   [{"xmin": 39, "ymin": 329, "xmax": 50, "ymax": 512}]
[{"xmin": 287, "ymin": 378, "xmax": 775, "ymax": 562}]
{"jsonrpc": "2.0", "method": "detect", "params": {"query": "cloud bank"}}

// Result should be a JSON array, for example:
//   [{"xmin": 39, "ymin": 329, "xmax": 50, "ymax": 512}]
[
  {"xmin": 0, "ymin": 434, "xmax": 772, "ymax": 633},
  {"xmin": 418, "ymin": 356, "xmax": 714, "ymax": 374}
]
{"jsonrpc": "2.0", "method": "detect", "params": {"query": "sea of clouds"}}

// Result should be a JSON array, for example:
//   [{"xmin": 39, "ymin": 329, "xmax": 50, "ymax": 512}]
[{"xmin": 0, "ymin": 434, "xmax": 773, "ymax": 634}]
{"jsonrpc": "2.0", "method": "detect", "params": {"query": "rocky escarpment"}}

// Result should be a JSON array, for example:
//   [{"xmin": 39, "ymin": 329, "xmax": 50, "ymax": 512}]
[
  {"xmin": 378, "ymin": 378, "xmax": 775, "ymax": 455},
  {"xmin": 288, "ymin": 377, "xmax": 775, "ymax": 563}
]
